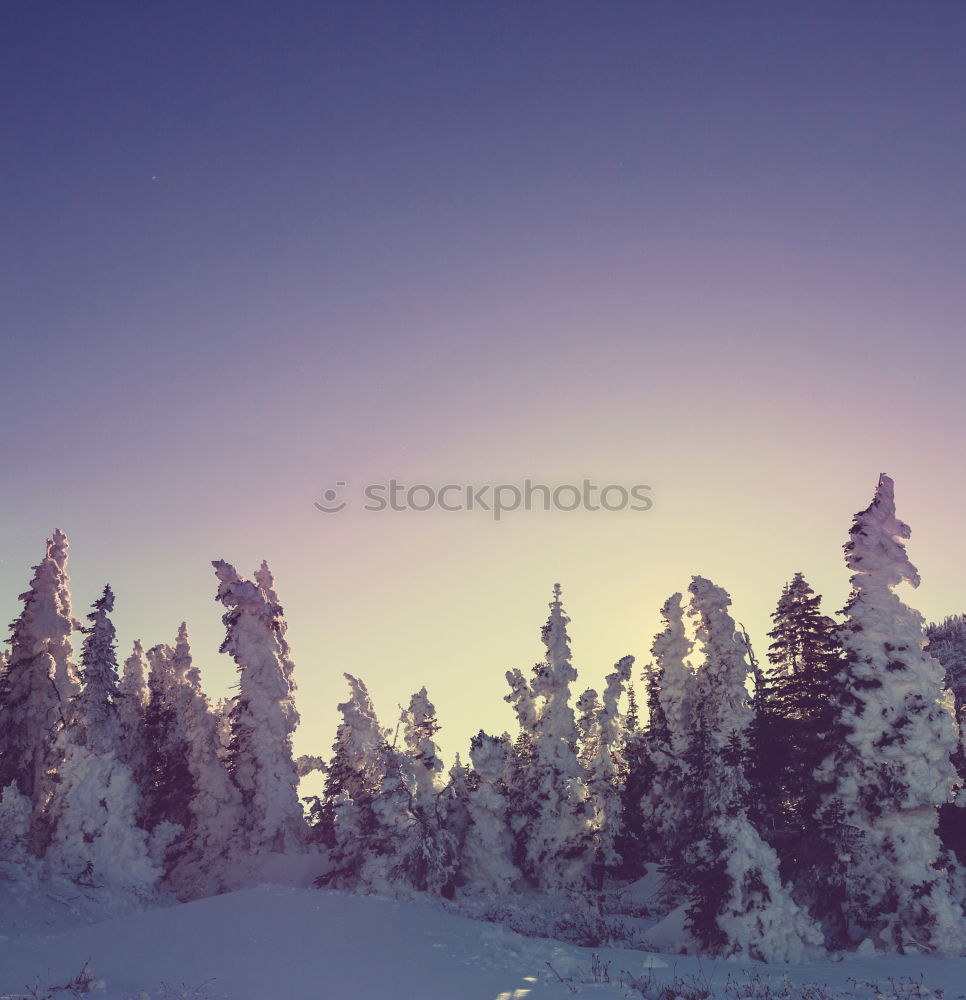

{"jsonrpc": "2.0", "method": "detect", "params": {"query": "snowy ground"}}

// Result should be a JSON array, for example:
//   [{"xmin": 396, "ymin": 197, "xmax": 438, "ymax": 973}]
[{"xmin": 4, "ymin": 878, "xmax": 966, "ymax": 1000}]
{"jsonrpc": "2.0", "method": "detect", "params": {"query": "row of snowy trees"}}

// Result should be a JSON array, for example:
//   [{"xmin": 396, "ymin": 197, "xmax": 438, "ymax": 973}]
[
  {"xmin": 2, "ymin": 474, "xmax": 966, "ymax": 962},
  {"xmin": 0, "ymin": 540, "xmax": 305, "ymax": 902},
  {"xmin": 308, "ymin": 475, "xmax": 966, "ymax": 961}
]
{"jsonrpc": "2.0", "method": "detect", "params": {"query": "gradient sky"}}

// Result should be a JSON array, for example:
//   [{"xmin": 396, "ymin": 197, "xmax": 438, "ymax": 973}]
[{"xmin": 2, "ymin": 2, "xmax": 965, "ymax": 772}]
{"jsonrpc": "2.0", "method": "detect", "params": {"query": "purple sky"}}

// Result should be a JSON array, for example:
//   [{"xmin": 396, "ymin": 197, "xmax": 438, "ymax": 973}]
[{"xmin": 2, "ymin": 2, "xmax": 965, "ymax": 764}]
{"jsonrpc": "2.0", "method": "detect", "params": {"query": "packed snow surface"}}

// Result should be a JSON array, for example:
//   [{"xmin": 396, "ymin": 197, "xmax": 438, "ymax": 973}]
[{"xmin": 3, "ymin": 882, "xmax": 966, "ymax": 1000}]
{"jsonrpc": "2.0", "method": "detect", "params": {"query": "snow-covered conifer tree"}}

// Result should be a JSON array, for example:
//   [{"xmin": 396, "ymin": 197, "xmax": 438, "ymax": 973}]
[
  {"xmin": 461, "ymin": 732, "xmax": 519, "ymax": 893},
  {"xmin": 139, "ymin": 643, "xmax": 194, "ymax": 833},
  {"xmin": 45, "ymin": 528, "xmax": 81, "ymax": 701},
  {"xmin": 665, "ymin": 721, "xmax": 823, "ymax": 962},
  {"xmin": 625, "ymin": 683, "xmax": 640, "ymax": 733},
  {"xmin": 503, "ymin": 668, "xmax": 540, "ymax": 878},
  {"xmin": 327, "ymin": 739, "xmax": 456, "ymax": 898},
  {"xmin": 583, "ymin": 656, "xmax": 632, "ymax": 876},
  {"xmin": 575, "ymin": 687, "xmax": 600, "ymax": 770},
  {"xmin": 661, "ymin": 576, "xmax": 822, "ymax": 962},
  {"xmin": 504, "ymin": 585, "xmax": 594, "ymax": 891},
  {"xmin": 161, "ymin": 624, "xmax": 244, "ymax": 898},
  {"xmin": 632, "ymin": 595, "xmax": 696, "ymax": 866},
  {"xmin": 312, "ymin": 674, "xmax": 388, "ymax": 847},
  {"xmin": 214, "ymin": 560, "xmax": 305, "ymax": 853},
  {"xmin": 0, "ymin": 532, "xmax": 80, "ymax": 816},
  {"xmin": 651, "ymin": 594, "xmax": 694, "ymax": 754},
  {"xmin": 926, "ymin": 615, "xmax": 966, "ymax": 863},
  {"xmin": 400, "ymin": 687, "xmax": 445, "ymax": 810},
  {"xmin": 117, "ymin": 639, "xmax": 149, "ymax": 772},
  {"xmin": 44, "ymin": 587, "xmax": 160, "ymax": 897},
  {"xmin": 814, "ymin": 474, "xmax": 963, "ymax": 954},
  {"xmin": 254, "ymin": 561, "xmax": 296, "ymax": 691},
  {"xmin": 438, "ymin": 753, "xmax": 473, "ymax": 860},
  {"xmin": 687, "ymin": 577, "xmax": 753, "ymax": 743},
  {"xmin": 927, "ymin": 615, "xmax": 966, "ymax": 727},
  {"xmin": 391, "ymin": 687, "xmax": 457, "ymax": 895},
  {"xmin": 748, "ymin": 574, "xmax": 842, "ymax": 881}
]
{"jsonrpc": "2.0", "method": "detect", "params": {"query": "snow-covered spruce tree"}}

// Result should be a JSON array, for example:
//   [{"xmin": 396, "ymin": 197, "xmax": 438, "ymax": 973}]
[
  {"xmin": 651, "ymin": 594, "xmax": 695, "ymax": 754},
  {"xmin": 329, "ymin": 739, "xmax": 457, "ymax": 898},
  {"xmin": 503, "ymin": 665, "xmax": 540, "ymax": 878},
  {"xmin": 631, "ymin": 594, "xmax": 696, "ymax": 868},
  {"xmin": 583, "ymin": 655, "xmax": 633, "ymax": 880},
  {"xmin": 44, "ymin": 528, "xmax": 81, "ymax": 702},
  {"xmin": 44, "ymin": 586, "xmax": 160, "ymax": 897},
  {"xmin": 313, "ymin": 678, "xmax": 388, "ymax": 885},
  {"xmin": 162, "ymin": 624, "xmax": 244, "ymax": 899},
  {"xmin": 503, "ymin": 585, "xmax": 594, "ymax": 892},
  {"xmin": 139, "ymin": 643, "xmax": 195, "ymax": 834},
  {"xmin": 214, "ymin": 560, "xmax": 305, "ymax": 853},
  {"xmin": 748, "ymin": 574, "xmax": 843, "ymax": 883},
  {"xmin": 254, "ymin": 561, "xmax": 296, "ymax": 689},
  {"xmin": 505, "ymin": 732, "xmax": 539, "ymax": 878},
  {"xmin": 686, "ymin": 578, "xmax": 753, "ymax": 740},
  {"xmin": 213, "ymin": 696, "xmax": 233, "ymax": 758},
  {"xmin": 116, "ymin": 639, "xmax": 149, "ymax": 773},
  {"xmin": 400, "ymin": 687, "xmax": 445, "ymax": 810},
  {"xmin": 576, "ymin": 687, "xmax": 601, "ymax": 771},
  {"xmin": 438, "ymin": 753, "xmax": 473, "ymax": 862},
  {"xmin": 926, "ymin": 615, "xmax": 966, "ymax": 864},
  {"xmin": 0, "ymin": 532, "xmax": 80, "ymax": 811},
  {"xmin": 927, "ymin": 615, "xmax": 966, "ymax": 727},
  {"xmin": 310, "ymin": 673, "xmax": 388, "ymax": 848},
  {"xmin": 391, "ymin": 687, "xmax": 458, "ymax": 895},
  {"xmin": 813, "ymin": 474, "xmax": 963, "ymax": 954},
  {"xmin": 349, "ymin": 743, "xmax": 413, "ymax": 894},
  {"xmin": 661, "ymin": 576, "xmax": 822, "ymax": 963},
  {"xmin": 625, "ymin": 683, "xmax": 640, "ymax": 733},
  {"xmin": 613, "ymin": 694, "xmax": 653, "ymax": 877},
  {"xmin": 461, "ymin": 731, "xmax": 519, "ymax": 893}
]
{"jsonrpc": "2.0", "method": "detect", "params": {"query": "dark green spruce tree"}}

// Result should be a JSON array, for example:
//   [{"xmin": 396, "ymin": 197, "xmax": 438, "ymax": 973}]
[{"xmin": 748, "ymin": 573, "xmax": 843, "ymax": 889}]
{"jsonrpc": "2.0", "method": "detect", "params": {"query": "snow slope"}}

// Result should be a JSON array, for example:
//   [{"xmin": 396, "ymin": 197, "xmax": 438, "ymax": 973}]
[{"xmin": 4, "ymin": 884, "xmax": 966, "ymax": 1000}]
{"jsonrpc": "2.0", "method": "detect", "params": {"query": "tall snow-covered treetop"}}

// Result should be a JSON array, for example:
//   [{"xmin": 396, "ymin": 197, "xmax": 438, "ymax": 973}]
[
  {"xmin": 650, "ymin": 593, "xmax": 694, "ymax": 754},
  {"xmin": 314, "ymin": 673, "xmax": 389, "ymax": 853},
  {"xmin": 584, "ymin": 654, "xmax": 633, "ymax": 872},
  {"xmin": 334, "ymin": 673, "xmax": 389, "ymax": 798},
  {"xmin": 213, "ymin": 559, "xmax": 304, "ymax": 853},
  {"xmin": 70, "ymin": 585, "xmax": 122, "ymax": 755},
  {"xmin": 171, "ymin": 622, "xmax": 201, "ymax": 689},
  {"xmin": 843, "ymin": 474, "xmax": 920, "ymax": 592},
  {"xmin": 45, "ymin": 528, "xmax": 81, "ymax": 700},
  {"xmin": 400, "ymin": 687, "xmax": 445, "ymax": 808},
  {"xmin": 815, "ymin": 473, "xmax": 962, "ymax": 954},
  {"xmin": 511, "ymin": 584, "xmax": 594, "ymax": 890},
  {"xmin": 119, "ymin": 640, "xmax": 149, "ymax": 717},
  {"xmin": 117, "ymin": 639, "xmax": 149, "ymax": 770},
  {"xmin": 0, "ymin": 530, "xmax": 80, "ymax": 802},
  {"xmin": 687, "ymin": 576, "xmax": 753, "ymax": 743},
  {"xmin": 254, "ymin": 561, "xmax": 297, "ymax": 693},
  {"xmin": 532, "ymin": 582, "xmax": 580, "ymax": 752}
]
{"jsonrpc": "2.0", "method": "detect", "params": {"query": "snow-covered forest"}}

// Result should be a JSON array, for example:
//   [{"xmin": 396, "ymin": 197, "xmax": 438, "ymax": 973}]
[{"xmin": 4, "ymin": 473, "xmax": 966, "ymax": 973}]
